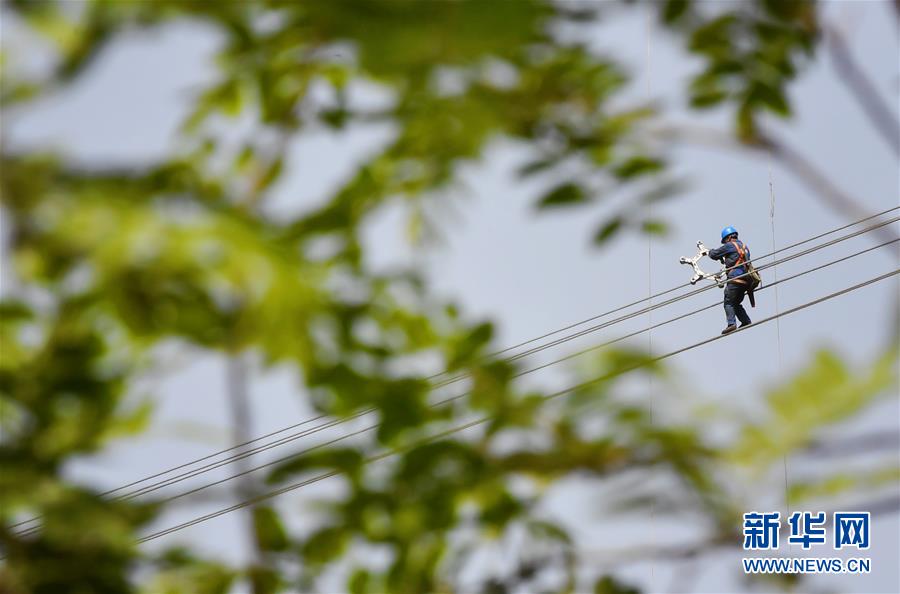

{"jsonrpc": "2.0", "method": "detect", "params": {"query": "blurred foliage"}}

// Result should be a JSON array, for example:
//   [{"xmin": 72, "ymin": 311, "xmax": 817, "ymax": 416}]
[
  {"xmin": 652, "ymin": 0, "xmax": 818, "ymax": 141},
  {"xmin": 1, "ymin": 0, "xmax": 896, "ymax": 593}
]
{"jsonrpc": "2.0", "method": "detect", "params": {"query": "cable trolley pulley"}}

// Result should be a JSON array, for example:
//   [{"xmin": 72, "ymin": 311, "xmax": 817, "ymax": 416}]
[{"xmin": 679, "ymin": 241, "xmax": 727, "ymax": 287}]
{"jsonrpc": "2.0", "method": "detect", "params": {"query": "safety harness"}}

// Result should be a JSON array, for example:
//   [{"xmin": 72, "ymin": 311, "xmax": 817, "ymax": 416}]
[
  {"xmin": 729, "ymin": 240, "xmax": 760, "ymax": 306},
  {"xmin": 728, "ymin": 240, "xmax": 747, "ymax": 284}
]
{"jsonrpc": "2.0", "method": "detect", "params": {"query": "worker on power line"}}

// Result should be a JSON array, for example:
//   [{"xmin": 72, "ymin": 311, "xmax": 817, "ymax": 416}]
[{"xmin": 707, "ymin": 226, "xmax": 754, "ymax": 335}]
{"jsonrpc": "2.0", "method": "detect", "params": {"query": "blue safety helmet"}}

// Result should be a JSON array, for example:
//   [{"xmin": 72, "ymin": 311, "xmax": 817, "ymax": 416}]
[{"xmin": 721, "ymin": 226, "xmax": 738, "ymax": 242}]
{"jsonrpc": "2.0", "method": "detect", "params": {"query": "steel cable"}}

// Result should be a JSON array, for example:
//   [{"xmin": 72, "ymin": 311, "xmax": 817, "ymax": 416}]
[
  {"xmin": 114, "ymin": 238, "xmax": 899, "ymax": 510},
  {"xmin": 134, "ymin": 268, "xmax": 900, "ymax": 545},
  {"xmin": 8, "ymin": 211, "xmax": 898, "ymax": 534},
  {"xmin": 99, "ymin": 233, "xmax": 900, "ymax": 506}
]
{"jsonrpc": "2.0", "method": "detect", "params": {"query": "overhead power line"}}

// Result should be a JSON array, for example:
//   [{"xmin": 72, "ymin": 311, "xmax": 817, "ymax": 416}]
[
  {"xmin": 67, "ymin": 234, "xmax": 900, "ymax": 510},
  {"xmin": 440, "ymin": 213, "xmax": 899, "ymax": 374},
  {"xmin": 507, "ymin": 238, "xmax": 898, "ymax": 378},
  {"xmin": 111, "ymin": 238, "xmax": 900, "ymax": 508},
  {"xmin": 134, "ymin": 267, "xmax": 900, "ymax": 545},
  {"xmin": 8, "ymin": 210, "xmax": 898, "ymax": 536},
  {"xmin": 115, "ymin": 238, "xmax": 898, "ymax": 507},
  {"xmin": 478, "ymin": 205, "xmax": 898, "ymax": 361}
]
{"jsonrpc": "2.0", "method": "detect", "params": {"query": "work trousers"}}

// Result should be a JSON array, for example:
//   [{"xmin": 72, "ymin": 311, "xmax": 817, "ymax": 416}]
[{"xmin": 724, "ymin": 280, "xmax": 751, "ymax": 327}]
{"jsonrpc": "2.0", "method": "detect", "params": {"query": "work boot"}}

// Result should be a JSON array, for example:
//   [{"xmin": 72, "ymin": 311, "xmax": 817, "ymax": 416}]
[
  {"xmin": 721, "ymin": 325, "xmax": 737, "ymax": 335},
  {"xmin": 740, "ymin": 320, "xmax": 752, "ymax": 328}
]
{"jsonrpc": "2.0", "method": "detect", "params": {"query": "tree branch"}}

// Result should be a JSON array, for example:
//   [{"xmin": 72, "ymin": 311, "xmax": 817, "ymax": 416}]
[
  {"xmin": 825, "ymin": 23, "xmax": 900, "ymax": 158},
  {"xmin": 226, "ymin": 354, "xmax": 265, "ymax": 578},
  {"xmin": 652, "ymin": 123, "xmax": 899, "ymax": 245},
  {"xmin": 762, "ymin": 131, "xmax": 898, "ymax": 245},
  {"xmin": 801, "ymin": 430, "xmax": 900, "ymax": 458}
]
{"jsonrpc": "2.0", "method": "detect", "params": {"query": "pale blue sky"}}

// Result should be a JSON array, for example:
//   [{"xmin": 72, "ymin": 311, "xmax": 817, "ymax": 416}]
[{"xmin": 2, "ymin": 2, "xmax": 898, "ymax": 592}]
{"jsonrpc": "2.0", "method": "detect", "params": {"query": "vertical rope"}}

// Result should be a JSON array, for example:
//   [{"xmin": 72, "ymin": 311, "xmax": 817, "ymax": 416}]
[
  {"xmin": 767, "ymin": 160, "xmax": 791, "ymax": 525},
  {"xmin": 767, "ymin": 166, "xmax": 785, "ymax": 376}
]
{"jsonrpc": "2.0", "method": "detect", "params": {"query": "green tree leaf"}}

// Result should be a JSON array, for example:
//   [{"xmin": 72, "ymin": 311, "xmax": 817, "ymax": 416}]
[
  {"xmin": 535, "ymin": 182, "xmax": 590, "ymax": 209},
  {"xmin": 593, "ymin": 217, "xmax": 624, "ymax": 245},
  {"xmin": 253, "ymin": 506, "xmax": 289, "ymax": 552}
]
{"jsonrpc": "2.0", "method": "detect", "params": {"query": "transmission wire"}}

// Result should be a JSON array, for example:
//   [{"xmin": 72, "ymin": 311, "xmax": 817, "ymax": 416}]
[
  {"xmin": 134, "ymin": 268, "xmax": 900, "ymax": 545},
  {"xmin": 9, "ymin": 211, "xmax": 897, "ymax": 535}
]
